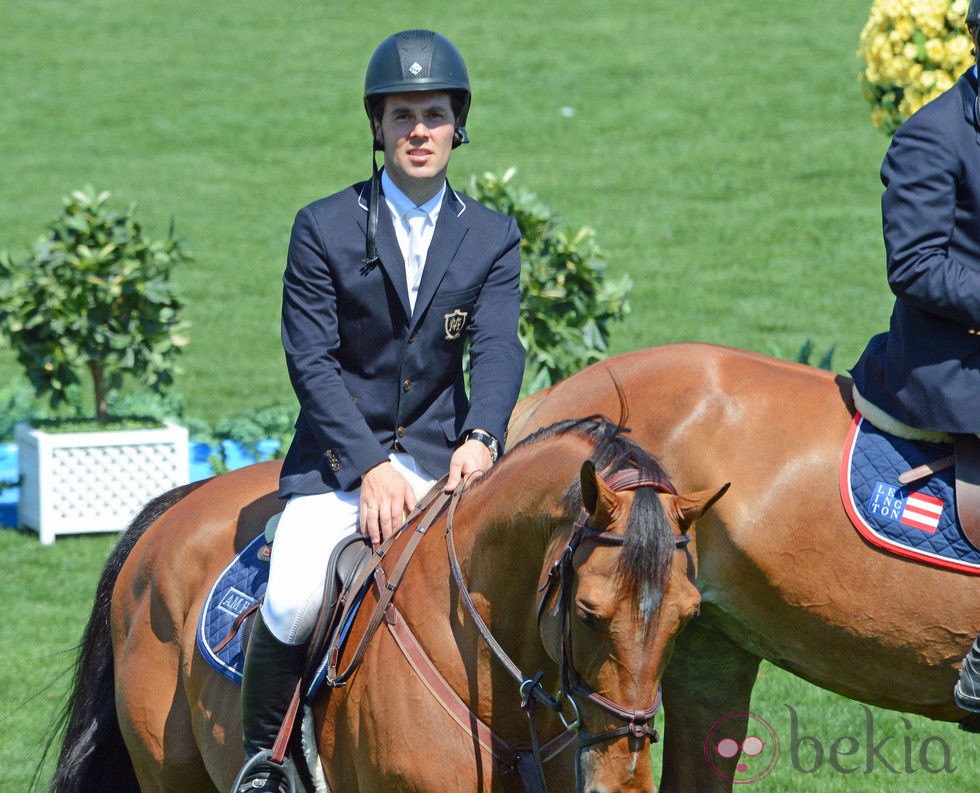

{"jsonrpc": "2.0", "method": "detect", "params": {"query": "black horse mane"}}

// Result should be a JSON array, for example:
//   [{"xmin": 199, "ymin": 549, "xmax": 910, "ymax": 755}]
[{"xmin": 506, "ymin": 415, "xmax": 677, "ymax": 606}]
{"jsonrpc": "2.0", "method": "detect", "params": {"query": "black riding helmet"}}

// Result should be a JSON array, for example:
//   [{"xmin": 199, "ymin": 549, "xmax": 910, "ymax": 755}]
[
  {"xmin": 970, "ymin": 0, "xmax": 980, "ymax": 25},
  {"xmin": 361, "ymin": 30, "xmax": 471, "ymax": 267},
  {"xmin": 364, "ymin": 29, "xmax": 471, "ymax": 149}
]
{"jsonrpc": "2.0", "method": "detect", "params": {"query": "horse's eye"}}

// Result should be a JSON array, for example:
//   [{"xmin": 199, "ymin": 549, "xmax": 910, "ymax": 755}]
[{"xmin": 576, "ymin": 602, "xmax": 601, "ymax": 629}]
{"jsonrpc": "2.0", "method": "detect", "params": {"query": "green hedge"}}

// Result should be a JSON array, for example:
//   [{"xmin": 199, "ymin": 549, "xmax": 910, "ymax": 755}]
[{"xmin": 469, "ymin": 169, "xmax": 632, "ymax": 395}]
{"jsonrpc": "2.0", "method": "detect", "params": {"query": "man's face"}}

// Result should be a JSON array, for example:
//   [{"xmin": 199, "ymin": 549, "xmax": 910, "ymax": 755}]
[{"xmin": 375, "ymin": 91, "xmax": 456, "ymax": 204}]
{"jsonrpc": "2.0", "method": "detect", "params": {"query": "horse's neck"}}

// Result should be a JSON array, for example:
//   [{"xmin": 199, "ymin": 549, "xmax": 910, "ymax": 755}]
[
  {"xmin": 451, "ymin": 463, "xmax": 579, "ymax": 662},
  {"xmin": 456, "ymin": 452, "xmax": 580, "ymax": 574},
  {"xmin": 396, "ymin": 442, "xmax": 587, "ymax": 731},
  {"xmin": 457, "ymin": 491, "xmax": 563, "ymax": 605}
]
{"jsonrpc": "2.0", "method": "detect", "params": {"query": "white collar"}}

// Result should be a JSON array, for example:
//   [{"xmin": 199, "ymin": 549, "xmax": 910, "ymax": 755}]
[{"xmin": 381, "ymin": 170, "xmax": 446, "ymax": 222}]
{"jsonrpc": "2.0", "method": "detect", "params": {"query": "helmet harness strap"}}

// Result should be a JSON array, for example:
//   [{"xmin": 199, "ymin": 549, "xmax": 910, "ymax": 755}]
[{"xmin": 364, "ymin": 149, "xmax": 381, "ymax": 269}]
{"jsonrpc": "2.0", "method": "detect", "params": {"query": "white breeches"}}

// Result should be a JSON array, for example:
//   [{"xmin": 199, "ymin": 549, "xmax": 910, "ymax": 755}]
[{"xmin": 260, "ymin": 452, "xmax": 436, "ymax": 645}]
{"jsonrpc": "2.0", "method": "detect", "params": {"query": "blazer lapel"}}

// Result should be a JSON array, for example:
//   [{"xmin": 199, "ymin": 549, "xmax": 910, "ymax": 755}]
[
  {"xmin": 411, "ymin": 188, "xmax": 467, "ymax": 327},
  {"xmin": 357, "ymin": 183, "xmax": 412, "ymax": 319}
]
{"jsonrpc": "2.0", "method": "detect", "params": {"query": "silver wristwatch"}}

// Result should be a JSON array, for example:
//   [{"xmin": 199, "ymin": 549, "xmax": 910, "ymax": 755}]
[{"xmin": 466, "ymin": 429, "xmax": 500, "ymax": 462}]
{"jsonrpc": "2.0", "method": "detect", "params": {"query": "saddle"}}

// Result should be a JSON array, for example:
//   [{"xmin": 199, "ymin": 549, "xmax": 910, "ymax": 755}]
[
  {"xmin": 205, "ymin": 525, "xmax": 374, "ymax": 680},
  {"xmin": 207, "ymin": 480, "xmax": 452, "ymax": 695},
  {"xmin": 260, "ymin": 511, "xmax": 375, "ymax": 625},
  {"xmin": 202, "ymin": 481, "xmax": 454, "ymax": 792},
  {"xmin": 840, "ymin": 413, "xmax": 980, "ymax": 573},
  {"xmin": 898, "ymin": 434, "xmax": 980, "ymax": 552}
]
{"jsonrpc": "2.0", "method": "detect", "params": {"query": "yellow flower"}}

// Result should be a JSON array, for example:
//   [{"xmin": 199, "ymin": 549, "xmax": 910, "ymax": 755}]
[
  {"xmin": 944, "ymin": 35, "xmax": 972, "ymax": 70},
  {"xmin": 949, "ymin": 0, "xmax": 969, "ymax": 20},
  {"xmin": 924, "ymin": 37, "xmax": 945, "ymax": 64},
  {"xmin": 910, "ymin": 0, "xmax": 947, "ymax": 37},
  {"xmin": 916, "ymin": 69, "xmax": 938, "ymax": 90},
  {"xmin": 934, "ymin": 70, "xmax": 955, "ymax": 91},
  {"xmin": 860, "ymin": 0, "xmax": 972, "ymax": 134},
  {"xmin": 894, "ymin": 18, "xmax": 915, "ymax": 39}
]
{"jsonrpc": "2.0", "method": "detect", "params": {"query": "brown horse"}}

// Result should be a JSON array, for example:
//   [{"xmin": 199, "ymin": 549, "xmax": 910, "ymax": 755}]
[
  {"xmin": 507, "ymin": 342, "xmax": 980, "ymax": 792},
  {"xmin": 49, "ymin": 416, "xmax": 725, "ymax": 793}
]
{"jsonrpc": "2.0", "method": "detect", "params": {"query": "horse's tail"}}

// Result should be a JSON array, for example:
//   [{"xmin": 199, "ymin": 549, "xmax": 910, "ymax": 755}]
[{"xmin": 41, "ymin": 480, "xmax": 209, "ymax": 793}]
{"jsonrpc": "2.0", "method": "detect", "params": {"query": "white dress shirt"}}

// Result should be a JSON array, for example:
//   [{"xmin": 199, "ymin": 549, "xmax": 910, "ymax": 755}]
[{"xmin": 381, "ymin": 170, "xmax": 445, "ymax": 312}]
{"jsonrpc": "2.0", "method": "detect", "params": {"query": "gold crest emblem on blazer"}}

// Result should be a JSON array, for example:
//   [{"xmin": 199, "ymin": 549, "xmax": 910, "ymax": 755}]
[{"xmin": 443, "ymin": 309, "xmax": 467, "ymax": 340}]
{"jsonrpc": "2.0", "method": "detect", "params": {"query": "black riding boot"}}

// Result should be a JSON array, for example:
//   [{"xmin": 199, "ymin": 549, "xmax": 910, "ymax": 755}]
[
  {"xmin": 954, "ymin": 630, "xmax": 980, "ymax": 713},
  {"xmin": 231, "ymin": 612, "xmax": 306, "ymax": 793}
]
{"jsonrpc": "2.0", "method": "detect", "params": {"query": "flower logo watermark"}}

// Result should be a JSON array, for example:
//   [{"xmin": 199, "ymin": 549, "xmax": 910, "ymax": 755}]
[{"xmin": 703, "ymin": 711, "xmax": 780, "ymax": 784}]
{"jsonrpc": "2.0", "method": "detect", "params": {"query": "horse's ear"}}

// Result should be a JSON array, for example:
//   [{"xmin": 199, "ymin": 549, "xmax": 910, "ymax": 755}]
[
  {"xmin": 670, "ymin": 483, "xmax": 730, "ymax": 529},
  {"xmin": 580, "ymin": 461, "xmax": 599, "ymax": 513},
  {"xmin": 580, "ymin": 461, "xmax": 618, "ymax": 525}
]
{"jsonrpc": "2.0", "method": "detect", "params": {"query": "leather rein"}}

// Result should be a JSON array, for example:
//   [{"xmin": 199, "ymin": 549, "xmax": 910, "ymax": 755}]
[
  {"xmin": 320, "ymin": 467, "xmax": 688, "ymax": 793},
  {"xmin": 443, "ymin": 467, "xmax": 689, "ymax": 792}
]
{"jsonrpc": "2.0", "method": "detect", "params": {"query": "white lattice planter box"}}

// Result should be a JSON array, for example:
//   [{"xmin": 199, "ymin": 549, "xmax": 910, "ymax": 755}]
[{"xmin": 16, "ymin": 421, "xmax": 189, "ymax": 545}]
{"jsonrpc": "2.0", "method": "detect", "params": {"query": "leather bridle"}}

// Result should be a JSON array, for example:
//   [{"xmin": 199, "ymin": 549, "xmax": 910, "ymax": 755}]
[{"xmin": 445, "ymin": 467, "xmax": 690, "ymax": 792}]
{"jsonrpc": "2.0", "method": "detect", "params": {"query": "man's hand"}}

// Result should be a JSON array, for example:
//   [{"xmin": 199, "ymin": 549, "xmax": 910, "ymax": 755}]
[
  {"xmin": 359, "ymin": 461, "xmax": 417, "ymax": 548},
  {"xmin": 445, "ymin": 439, "xmax": 493, "ymax": 492}
]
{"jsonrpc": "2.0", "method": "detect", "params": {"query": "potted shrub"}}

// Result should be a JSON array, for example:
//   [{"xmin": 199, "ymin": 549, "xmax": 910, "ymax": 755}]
[{"xmin": 0, "ymin": 187, "xmax": 191, "ymax": 543}]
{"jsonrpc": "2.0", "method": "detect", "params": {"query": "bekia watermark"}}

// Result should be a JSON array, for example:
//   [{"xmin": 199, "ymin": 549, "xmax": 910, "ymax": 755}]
[
  {"xmin": 703, "ymin": 705, "xmax": 955, "ymax": 783},
  {"xmin": 786, "ymin": 705, "xmax": 954, "ymax": 775}
]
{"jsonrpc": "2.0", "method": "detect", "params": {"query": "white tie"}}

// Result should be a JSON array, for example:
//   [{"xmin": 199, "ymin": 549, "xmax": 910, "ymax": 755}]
[{"xmin": 404, "ymin": 208, "xmax": 427, "ymax": 311}]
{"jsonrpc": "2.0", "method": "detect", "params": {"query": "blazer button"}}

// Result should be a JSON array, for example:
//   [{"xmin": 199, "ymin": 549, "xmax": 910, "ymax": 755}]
[
  {"xmin": 408, "ymin": 333, "xmax": 417, "ymax": 343},
  {"xmin": 403, "ymin": 379, "xmax": 412, "ymax": 392},
  {"xmin": 397, "ymin": 426, "xmax": 406, "ymax": 438}
]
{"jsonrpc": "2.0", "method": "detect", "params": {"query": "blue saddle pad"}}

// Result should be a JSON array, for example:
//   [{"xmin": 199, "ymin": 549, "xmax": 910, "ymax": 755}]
[
  {"xmin": 841, "ymin": 414, "xmax": 980, "ymax": 574},
  {"xmin": 197, "ymin": 533, "xmax": 374, "ymax": 691},
  {"xmin": 197, "ymin": 533, "xmax": 270, "ymax": 684}
]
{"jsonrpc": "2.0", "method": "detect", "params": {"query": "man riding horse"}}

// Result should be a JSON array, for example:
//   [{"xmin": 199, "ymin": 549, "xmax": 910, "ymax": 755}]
[
  {"xmin": 849, "ymin": 0, "xmax": 980, "ymax": 717},
  {"xmin": 232, "ymin": 29, "xmax": 525, "ymax": 792}
]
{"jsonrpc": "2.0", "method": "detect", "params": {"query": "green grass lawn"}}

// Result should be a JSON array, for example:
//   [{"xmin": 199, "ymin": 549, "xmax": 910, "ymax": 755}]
[
  {"xmin": 2, "ymin": 0, "xmax": 967, "ymax": 790},
  {"xmin": 0, "ymin": 531, "xmax": 118, "ymax": 792},
  {"xmin": 1, "ymin": 0, "xmax": 889, "ymax": 421}
]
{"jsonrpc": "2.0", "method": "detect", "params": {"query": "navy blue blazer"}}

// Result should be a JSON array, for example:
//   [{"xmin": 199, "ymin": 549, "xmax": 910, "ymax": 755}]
[
  {"xmin": 851, "ymin": 69, "xmax": 980, "ymax": 434},
  {"xmin": 278, "ymin": 178, "xmax": 525, "ymax": 498}
]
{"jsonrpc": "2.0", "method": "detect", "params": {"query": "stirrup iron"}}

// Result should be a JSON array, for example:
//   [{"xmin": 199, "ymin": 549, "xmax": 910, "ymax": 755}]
[{"xmin": 229, "ymin": 749, "xmax": 297, "ymax": 793}]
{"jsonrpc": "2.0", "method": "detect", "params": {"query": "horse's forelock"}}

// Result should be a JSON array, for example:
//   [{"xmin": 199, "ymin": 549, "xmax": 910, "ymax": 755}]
[
  {"xmin": 619, "ymin": 486, "xmax": 675, "ymax": 612},
  {"xmin": 504, "ymin": 416, "xmax": 677, "ymax": 608},
  {"xmin": 522, "ymin": 416, "xmax": 677, "ymax": 609}
]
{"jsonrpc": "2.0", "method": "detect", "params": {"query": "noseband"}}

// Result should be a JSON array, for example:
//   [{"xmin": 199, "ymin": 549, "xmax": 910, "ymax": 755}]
[{"xmin": 445, "ymin": 467, "xmax": 690, "ymax": 792}]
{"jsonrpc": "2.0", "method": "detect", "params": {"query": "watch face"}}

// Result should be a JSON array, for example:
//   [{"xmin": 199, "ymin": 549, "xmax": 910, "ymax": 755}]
[{"xmin": 469, "ymin": 431, "xmax": 498, "ymax": 460}]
